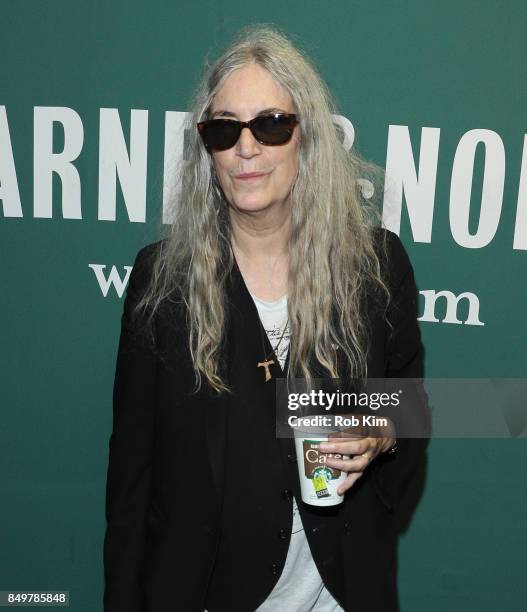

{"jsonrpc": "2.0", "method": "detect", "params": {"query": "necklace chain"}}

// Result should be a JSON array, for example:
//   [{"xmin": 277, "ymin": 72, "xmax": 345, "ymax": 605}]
[
  {"xmin": 230, "ymin": 238, "xmax": 288, "ymax": 299},
  {"xmin": 229, "ymin": 239, "xmax": 289, "ymax": 381}
]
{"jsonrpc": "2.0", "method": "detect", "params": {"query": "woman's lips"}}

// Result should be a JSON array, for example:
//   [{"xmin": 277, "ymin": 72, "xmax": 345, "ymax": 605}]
[{"xmin": 234, "ymin": 172, "xmax": 269, "ymax": 180}]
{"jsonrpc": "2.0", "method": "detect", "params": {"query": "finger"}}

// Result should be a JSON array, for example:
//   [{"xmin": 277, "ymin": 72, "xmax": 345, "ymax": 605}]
[
  {"xmin": 337, "ymin": 471, "xmax": 364, "ymax": 495},
  {"xmin": 324, "ymin": 453, "xmax": 370, "ymax": 473},
  {"xmin": 328, "ymin": 430, "xmax": 367, "ymax": 442},
  {"xmin": 318, "ymin": 439, "xmax": 372, "ymax": 455},
  {"xmin": 328, "ymin": 432, "xmax": 365, "ymax": 440},
  {"xmin": 326, "ymin": 436, "xmax": 364, "ymax": 446}
]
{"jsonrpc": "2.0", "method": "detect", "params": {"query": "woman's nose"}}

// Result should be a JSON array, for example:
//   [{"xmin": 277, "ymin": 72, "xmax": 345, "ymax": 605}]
[{"xmin": 237, "ymin": 126, "xmax": 261, "ymax": 156}]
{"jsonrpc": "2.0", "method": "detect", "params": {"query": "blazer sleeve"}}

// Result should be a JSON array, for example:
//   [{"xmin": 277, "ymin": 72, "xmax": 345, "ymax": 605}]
[
  {"xmin": 103, "ymin": 244, "xmax": 158, "ymax": 612},
  {"xmin": 371, "ymin": 229, "xmax": 431, "ymax": 511}
]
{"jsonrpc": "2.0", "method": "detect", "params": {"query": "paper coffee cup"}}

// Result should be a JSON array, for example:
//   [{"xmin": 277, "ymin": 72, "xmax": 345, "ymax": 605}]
[{"xmin": 292, "ymin": 424, "xmax": 350, "ymax": 507}]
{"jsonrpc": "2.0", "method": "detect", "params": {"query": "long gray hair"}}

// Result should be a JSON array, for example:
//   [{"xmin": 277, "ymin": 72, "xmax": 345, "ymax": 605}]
[{"xmin": 136, "ymin": 23, "xmax": 389, "ymax": 394}]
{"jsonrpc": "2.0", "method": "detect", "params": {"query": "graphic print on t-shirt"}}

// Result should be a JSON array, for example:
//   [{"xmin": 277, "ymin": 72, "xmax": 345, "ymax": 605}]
[
  {"xmin": 250, "ymin": 293, "xmax": 290, "ymax": 370},
  {"xmin": 263, "ymin": 318, "xmax": 290, "ymax": 370}
]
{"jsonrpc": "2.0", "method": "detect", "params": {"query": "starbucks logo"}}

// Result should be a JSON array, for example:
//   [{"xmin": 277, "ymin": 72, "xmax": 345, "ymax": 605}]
[{"xmin": 313, "ymin": 466, "xmax": 334, "ymax": 481}]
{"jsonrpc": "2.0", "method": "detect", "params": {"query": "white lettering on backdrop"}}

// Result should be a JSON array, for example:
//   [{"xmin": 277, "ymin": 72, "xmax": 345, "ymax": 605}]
[{"xmin": 0, "ymin": 106, "xmax": 525, "ymax": 250}]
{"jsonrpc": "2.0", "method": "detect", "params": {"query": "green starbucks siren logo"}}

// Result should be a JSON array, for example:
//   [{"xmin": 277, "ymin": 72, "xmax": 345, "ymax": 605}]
[{"xmin": 313, "ymin": 466, "xmax": 334, "ymax": 481}]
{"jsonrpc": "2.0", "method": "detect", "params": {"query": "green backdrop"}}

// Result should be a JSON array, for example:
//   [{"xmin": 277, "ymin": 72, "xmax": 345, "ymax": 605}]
[{"xmin": 2, "ymin": 1, "xmax": 526, "ymax": 610}]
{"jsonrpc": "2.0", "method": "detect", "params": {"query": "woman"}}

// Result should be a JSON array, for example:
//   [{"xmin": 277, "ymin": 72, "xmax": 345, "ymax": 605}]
[{"xmin": 104, "ymin": 24, "xmax": 429, "ymax": 612}]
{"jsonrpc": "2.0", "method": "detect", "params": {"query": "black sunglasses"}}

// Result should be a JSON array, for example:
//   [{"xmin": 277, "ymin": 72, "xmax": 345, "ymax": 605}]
[{"xmin": 197, "ymin": 113, "xmax": 299, "ymax": 152}]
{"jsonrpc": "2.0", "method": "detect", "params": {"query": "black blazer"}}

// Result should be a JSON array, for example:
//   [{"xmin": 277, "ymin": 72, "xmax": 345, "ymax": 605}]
[{"xmin": 103, "ymin": 228, "xmax": 430, "ymax": 612}]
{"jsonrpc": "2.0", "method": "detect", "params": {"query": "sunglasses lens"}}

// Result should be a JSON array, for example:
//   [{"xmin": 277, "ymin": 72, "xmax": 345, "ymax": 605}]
[
  {"xmin": 253, "ymin": 115, "xmax": 295, "ymax": 145},
  {"xmin": 201, "ymin": 120, "xmax": 240, "ymax": 151}
]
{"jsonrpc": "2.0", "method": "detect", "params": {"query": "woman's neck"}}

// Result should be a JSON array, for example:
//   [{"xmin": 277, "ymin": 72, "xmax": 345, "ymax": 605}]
[
  {"xmin": 229, "ymin": 204, "xmax": 290, "ymax": 301},
  {"xmin": 229, "ymin": 203, "xmax": 290, "ymax": 260}
]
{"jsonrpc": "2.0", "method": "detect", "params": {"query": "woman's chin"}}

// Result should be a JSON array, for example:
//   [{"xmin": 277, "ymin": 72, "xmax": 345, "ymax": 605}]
[
  {"xmin": 230, "ymin": 198, "xmax": 286, "ymax": 213},
  {"xmin": 229, "ymin": 198, "xmax": 275, "ymax": 214}
]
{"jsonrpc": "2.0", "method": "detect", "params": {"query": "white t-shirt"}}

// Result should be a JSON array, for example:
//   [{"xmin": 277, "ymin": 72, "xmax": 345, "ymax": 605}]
[
  {"xmin": 250, "ymin": 292, "xmax": 344, "ymax": 612},
  {"xmin": 204, "ymin": 293, "xmax": 344, "ymax": 612}
]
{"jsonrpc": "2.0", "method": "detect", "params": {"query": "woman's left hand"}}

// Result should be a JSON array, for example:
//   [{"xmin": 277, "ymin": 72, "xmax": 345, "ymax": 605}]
[{"xmin": 317, "ymin": 422, "xmax": 396, "ymax": 495}]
